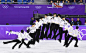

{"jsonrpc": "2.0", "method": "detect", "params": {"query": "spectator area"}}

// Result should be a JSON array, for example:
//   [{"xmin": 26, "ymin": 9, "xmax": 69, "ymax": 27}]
[
  {"xmin": 1, "ymin": 0, "xmax": 34, "ymax": 4},
  {"xmin": 0, "ymin": 0, "xmax": 84, "ymax": 4},
  {"xmin": 47, "ymin": 0, "xmax": 84, "ymax": 5},
  {"xmin": 66, "ymin": 18, "xmax": 85, "ymax": 25},
  {"xmin": 47, "ymin": 0, "xmax": 83, "ymax": 3}
]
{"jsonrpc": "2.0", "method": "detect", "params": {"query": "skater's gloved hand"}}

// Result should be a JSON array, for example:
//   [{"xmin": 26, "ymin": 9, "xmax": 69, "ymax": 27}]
[
  {"xmin": 43, "ymin": 23, "xmax": 46, "ymax": 24},
  {"xmin": 74, "ymin": 34, "xmax": 77, "ymax": 36},
  {"xmin": 56, "ymin": 23, "xmax": 59, "ymax": 24},
  {"xmin": 69, "ymin": 32, "xmax": 71, "ymax": 33},
  {"xmin": 19, "ymin": 37, "xmax": 22, "ymax": 40},
  {"xmin": 61, "ymin": 25, "xmax": 63, "ymax": 26},
  {"xmin": 65, "ymin": 28, "xmax": 68, "ymax": 30}
]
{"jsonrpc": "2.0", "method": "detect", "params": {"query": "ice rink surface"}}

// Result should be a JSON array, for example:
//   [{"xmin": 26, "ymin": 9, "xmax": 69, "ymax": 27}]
[{"xmin": 0, "ymin": 40, "xmax": 86, "ymax": 53}]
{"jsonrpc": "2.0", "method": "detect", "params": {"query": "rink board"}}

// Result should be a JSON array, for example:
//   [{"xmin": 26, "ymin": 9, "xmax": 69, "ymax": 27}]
[{"xmin": 0, "ymin": 25, "xmax": 86, "ymax": 40}]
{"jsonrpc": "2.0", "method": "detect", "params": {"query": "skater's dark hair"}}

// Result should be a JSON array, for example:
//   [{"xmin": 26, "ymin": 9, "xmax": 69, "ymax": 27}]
[
  {"xmin": 36, "ymin": 19, "xmax": 39, "ymax": 22},
  {"xmin": 32, "ymin": 23, "xmax": 35, "ymax": 25},
  {"xmin": 45, "ymin": 14, "xmax": 48, "ymax": 16},
  {"xmin": 70, "ymin": 24, "xmax": 73, "ymax": 26},
  {"xmin": 48, "ymin": 13, "xmax": 52, "ymax": 16},
  {"xmin": 57, "ymin": 14, "xmax": 61, "ymax": 17},
  {"xmin": 27, "ymin": 30, "xmax": 29, "ymax": 33},
  {"xmin": 21, "ymin": 30, "xmax": 24, "ymax": 33},
  {"xmin": 62, "ymin": 16, "xmax": 65, "ymax": 18},
  {"xmin": 40, "ymin": 17, "xmax": 43, "ymax": 19},
  {"xmin": 53, "ymin": 13, "xmax": 57, "ymax": 15},
  {"xmin": 66, "ymin": 19, "xmax": 69, "ymax": 22},
  {"xmin": 76, "ymin": 26, "xmax": 79, "ymax": 29}
]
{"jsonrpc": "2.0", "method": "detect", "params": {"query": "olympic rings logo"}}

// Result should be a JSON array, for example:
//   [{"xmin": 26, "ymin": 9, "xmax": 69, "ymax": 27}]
[{"xmin": 35, "ymin": 6, "xmax": 42, "ymax": 9}]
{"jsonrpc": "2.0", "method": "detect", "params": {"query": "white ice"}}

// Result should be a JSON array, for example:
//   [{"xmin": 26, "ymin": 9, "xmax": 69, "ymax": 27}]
[{"xmin": 0, "ymin": 40, "xmax": 86, "ymax": 53}]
